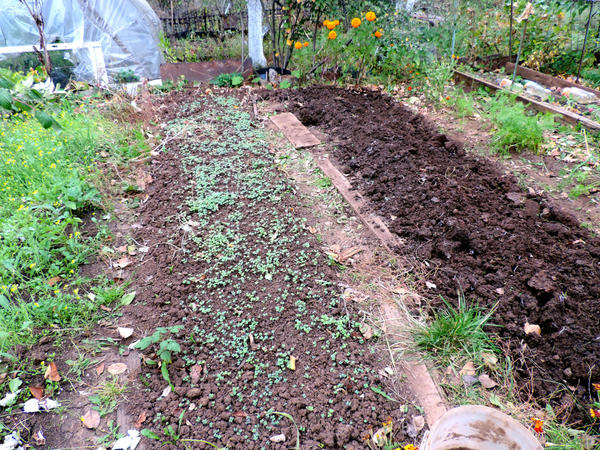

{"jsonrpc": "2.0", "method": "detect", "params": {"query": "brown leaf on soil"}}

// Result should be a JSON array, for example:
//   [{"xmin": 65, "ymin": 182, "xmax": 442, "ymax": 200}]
[
  {"xmin": 524, "ymin": 322, "xmax": 541, "ymax": 336},
  {"xmin": 44, "ymin": 362, "xmax": 61, "ymax": 382},
  {"xmin": 478, "ymin": 374, "xmax": 498, "ymax": 389},
  {"xmin": 459, "ymin": 361, "xmax": 476, "ymax": 377},
  {"xmin": 95, "ymin": 363, "xmax": 105, "ymax": 376},
  {"xmin": 114, "ymin": 257, "xmax": 132, "ymax": 269},
  {"xmin": 100, "ymin": 305, "xmax": 112, "ymax": 312},
  {"xmin": 107, "ymin": 363, "xmax": 128, "ymax": 375},
  {"xmin": 232, "ymin": 411, "xmax": 248, "ymax": 418},
  {"xmin": 47, "ymin": 276, "xmax": 61, "ymax": 286},
  {"xmin": 135, "ymin": 411, "xmax": 147, "ymax": 429},
  {"xmin": 33, "ymin": 430, "xmax": 46, "ymax": 445},
  {"xmin": 29, "ymin": 386, "xmax": 44, "ymax": 400},
  {"xmin": 116, "ymin": 245, "xmax": 128, "ymax": 253},
  {"xmin": 81, "ymin": 409, "xmax": 100, "ymax": 429},
  {"xmin": 288, "ymin": 355, "xmax": 297, "ymax": 371},
  {"xmin": 190, "ymin": 364, "xmax": 202, "ymax": 384}
]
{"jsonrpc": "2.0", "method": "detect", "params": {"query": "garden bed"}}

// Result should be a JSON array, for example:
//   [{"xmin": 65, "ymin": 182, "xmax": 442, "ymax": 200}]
[
  {"xmin": 274, "ymin": 85, "xmax": 600, "ymax": 422},
  {"xmin": 122, "ymin": 89, "xmax": 418, "ymax": 448}
]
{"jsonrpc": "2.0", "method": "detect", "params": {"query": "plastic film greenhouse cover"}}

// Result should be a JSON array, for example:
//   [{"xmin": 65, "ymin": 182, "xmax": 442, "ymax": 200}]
[{"xmin": 0, "ymin": 0, "xmax": 164, "ymax": 81}]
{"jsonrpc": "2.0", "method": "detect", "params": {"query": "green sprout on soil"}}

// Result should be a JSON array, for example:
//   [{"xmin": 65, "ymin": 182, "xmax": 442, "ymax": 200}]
[{"xmin": 134, "ymin": 325, "xmax": 184, "ymax": 387}]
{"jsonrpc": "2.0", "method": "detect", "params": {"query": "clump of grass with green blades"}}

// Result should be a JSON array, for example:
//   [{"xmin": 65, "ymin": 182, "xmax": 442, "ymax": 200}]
[{"xmin": 412, "ymin": 292, "xmax": 499, "ymax": 370}]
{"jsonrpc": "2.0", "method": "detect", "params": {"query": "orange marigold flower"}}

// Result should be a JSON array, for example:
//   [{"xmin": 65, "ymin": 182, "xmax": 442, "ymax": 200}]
[
  {"xmin": 366, "ymin": 11, "xmax": 376, "ymax": 21},
  {"xmin": 303, "ymin": 41, "xmax": 309, "ymax": 47},
  {"xmin": 407, "ymin": 86, "xmax": 412, "ymax": 91},
  {"xmin": 593, "ymin": 383, "xmax": 600, "ymax": 391},
  {"xmin": 404, "ymin": 445, "xmax": 418, "ymax": 450},
  {"xmin": 328, "ymin": 30, "xmax": 337, "ymax": 40},
  {"xmin": 531, "ymin": 418, "xmax": 543, "ymax": 434},
  {"xmin": 333, "ymin": 19, "xmax": 340, "ymax": 26},
  {"xmin": 286, "ymin": 39, "xmax": 293, "ymax": 46},
  {"xmin": 294, "ymin": 41, "xmax": 302, "ymax": 49},
  {"xmin": 323, "ymin": 19, "xmax": 329, "ymax": 26},
  {"xmin": 374, "ymin": 30, "xmax": 382, "ymax": 38},
  {"xmin": 351, "ymin": 17, "xmax": 361, "ymax": 28},
  {"xmin": 446, "ymin": 95, "xmax": 451, "ymax": 100},
  {"xmin": 326, "ymin": 21, "xmax": 336, "ymax": 30},
  {"xmin": 592, "ymin": 409, "xmax": 600, "ymax": 419}
]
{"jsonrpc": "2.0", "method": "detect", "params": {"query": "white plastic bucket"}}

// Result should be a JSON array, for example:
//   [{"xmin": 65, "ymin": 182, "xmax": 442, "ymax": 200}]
[{"xmin": 421, "ymin": 405, "xmax": 543, "ymax": 450}]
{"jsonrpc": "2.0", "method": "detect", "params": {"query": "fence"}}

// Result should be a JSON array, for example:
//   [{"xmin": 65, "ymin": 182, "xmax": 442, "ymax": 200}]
[{"xmin": 160, "ymin": 7, "xmax": 282, "ymax": 39}]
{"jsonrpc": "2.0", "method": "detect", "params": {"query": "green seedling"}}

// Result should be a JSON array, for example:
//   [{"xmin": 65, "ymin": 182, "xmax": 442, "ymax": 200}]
[{"xmin": 135, "ymin": 325, "xmax": 184, "ymax": 387}]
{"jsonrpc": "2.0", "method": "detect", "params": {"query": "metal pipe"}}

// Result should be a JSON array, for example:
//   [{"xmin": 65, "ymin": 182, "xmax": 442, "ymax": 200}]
[
  {"xmin": 509, "ymin": 0, "xmax": 514, "ymax": 57},
  {"xmin": 576, "ymin": 0, "xmax": 594, "ymax": 83},
  {"xmin": 511, "ymin": 19, "xmax": 528, "ymax": 84}
]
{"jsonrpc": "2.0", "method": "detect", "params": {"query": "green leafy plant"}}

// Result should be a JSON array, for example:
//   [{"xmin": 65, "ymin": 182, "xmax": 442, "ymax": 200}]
[
  {"xmin": 0, "ymin": 68, "xmax": 61, "ymax": 129},
  {"xmin": 210, "ymin": 72, "xmax": 244, "ymax": 88},
  {"xmin": 135, "ymin": 325, "xmax": 184, "ymax": 387},
  {"xmin": 114, "ymin": 69, "xmax": 139, "ymax": 83},
  {"xmin": 487, "ymin": 93, "xmax": 554, "ymax": 154}
]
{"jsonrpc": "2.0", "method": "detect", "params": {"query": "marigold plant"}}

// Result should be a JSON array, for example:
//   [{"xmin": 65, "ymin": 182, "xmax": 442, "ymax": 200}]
[
  {"xmin": 351, "ymin": 17, "xmax": 361, "ymax": 28},
  {"xmin": 294, "ymin": 41, "xmax": 302, "ymax": 49},
  {"xmin": 366, "ymin": 11, "xmax": 376, "ymax": 21},
  {"xmin": 328, "ymin": 30, "xmax": 337, "ymax": 40}
]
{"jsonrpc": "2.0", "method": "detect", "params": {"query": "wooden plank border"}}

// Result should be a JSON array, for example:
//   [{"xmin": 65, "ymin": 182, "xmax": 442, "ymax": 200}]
[{"xmin": 453, "ymin": 70, "xmax": 600, "ymax": 132}]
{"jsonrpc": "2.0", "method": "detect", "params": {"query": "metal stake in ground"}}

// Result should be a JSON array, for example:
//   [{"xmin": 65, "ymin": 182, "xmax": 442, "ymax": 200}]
[
  {"xmin": 511, "ymin": 2, "xmax": 533, "ymax": 85},
  {"xmin": 509, "ymin": 0, "xmax": 514, "ymax": 57},
  {"xmin": 576, "ymin": 0, "xmax": 595, "ymax": 84}
]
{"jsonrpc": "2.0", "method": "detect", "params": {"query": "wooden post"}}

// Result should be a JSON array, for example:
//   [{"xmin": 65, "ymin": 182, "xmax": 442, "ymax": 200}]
[{"xmin": 576, "ymin": 0, "xmax": 594, "ymax": 83}]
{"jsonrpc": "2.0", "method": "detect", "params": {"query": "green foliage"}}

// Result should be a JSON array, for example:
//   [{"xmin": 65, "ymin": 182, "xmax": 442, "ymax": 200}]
[
  {"xmin": 487, "ymin": 93, "xmax": 554, "ymax": 154},
  {"xmin": 413, "ymin": 293, "xmax": 498, "ymax": 369},
  {"xmin": 210, "ymin": 72, "xmax": 244, "ymax": 88},
  {"xmin": 135, "ymin": 325, "xmax": 184, "ymax": 386},
  {"xmin": 0, "ymin": 68, "xmax": 61, "ymax": 129},
  {"xmin": 114, "ymin": 69, "xmax": 140, "ymax": 83}
]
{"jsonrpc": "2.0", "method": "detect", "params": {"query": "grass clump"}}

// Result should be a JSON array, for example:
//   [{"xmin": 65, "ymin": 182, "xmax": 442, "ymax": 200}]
[
  {"xmin": 413, "ymin": 292, "xmax": 498, "ymax": 369},
  {"xmin": 487, "ymin": 93, "xmax": 554, "ymax": 155}
]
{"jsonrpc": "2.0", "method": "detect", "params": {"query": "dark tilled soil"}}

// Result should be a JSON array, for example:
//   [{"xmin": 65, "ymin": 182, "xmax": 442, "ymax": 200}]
[
  {"xmin": 275, "ymin": 86, "xmax": 600, "ymax": 419},
  {"xmin": 123, "ymin": 89, "xmax": 416, "ymax": 449}
]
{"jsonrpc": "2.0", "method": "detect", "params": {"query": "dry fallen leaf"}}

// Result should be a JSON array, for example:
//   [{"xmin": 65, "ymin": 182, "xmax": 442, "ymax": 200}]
[
  {"xmin": 308, "ymin": 226, "xmax": 317, "ymax": 234},
  {"xmin": 95, "ymin": 363, "xmax": 105, "ymax": 376},
  {"xmin": 190, "ymin": 364, "xmax": 202, "ymax": 384},
  {"xmin": 47, "ymin": 276, "xmax": 61, "ymax": 286},
  {"xmin": 118, "ymin": 327, "xmax": 134, "ymax": 339},
  {"xmin": 232, "ymin": 411, "xmax": 248, "ymax": 418},
  {"xmin": 81, "ymin": 409, "xmax": 100, "ymax": 429},
  {"xmin": 524, "ymin": 322, "xmax": 541, "ymax": 336},
  {"xmin": 44, "ymin": 362, "xmax": 61, "ymax": 382},
  {"xmin": 288, "ymin": 356, "xmax": 297, "ymax": 371},
  {"xmin": 359, "ymin": 323, "xmax": 374, "ymax": 340},
  {"xmin": 29, "ymin": 386, "xmax": 44, "ymax": 400},
  {"xmin": 33, "ymin": 429, "xmax": 46, "ymax": 445},
  {"xmin": 481, "ymin": 352, "xmax": 498, "ymax": 370},
  {"xmin": 459, "ymin": 361, "xmax": 476, "ymax": 377},
  {"xmin": 135, "ymin": 411, "xmax": 147, "ymax": 429},
  {"xmin": 107, "ymin": 363, "xmax": 128, "ymax": 375},
  {"xmin": 114, "ymin": 257, "xmax": 132, "ymax": 269},
  {"xmin": 479, "ymin": 374, "xmax": 498, "ymax": 389},
  {"xmin": 116, "ymin": 245, "xmax": 128, "ymax": 253}
]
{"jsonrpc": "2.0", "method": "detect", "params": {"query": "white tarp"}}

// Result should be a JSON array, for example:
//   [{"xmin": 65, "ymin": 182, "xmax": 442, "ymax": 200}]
[{"xmin": 0, "ymin": 0, "xmax": 164, "ymax": 81}]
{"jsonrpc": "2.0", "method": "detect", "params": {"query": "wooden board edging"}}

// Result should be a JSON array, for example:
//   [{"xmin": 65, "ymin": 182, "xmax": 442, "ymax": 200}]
[{"xmin": 453, "ymin": 70, "xmax": 600, "ymax": 132}]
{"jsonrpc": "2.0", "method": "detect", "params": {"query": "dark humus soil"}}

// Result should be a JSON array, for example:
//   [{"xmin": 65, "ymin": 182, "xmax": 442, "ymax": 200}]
[
  {"xmin": 277, "ymin": 86, "xmax": 600, "ymax": 420},
  {"xmin": 124, "ymin": 90, "xmax": 415, "ymax": 448}
]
